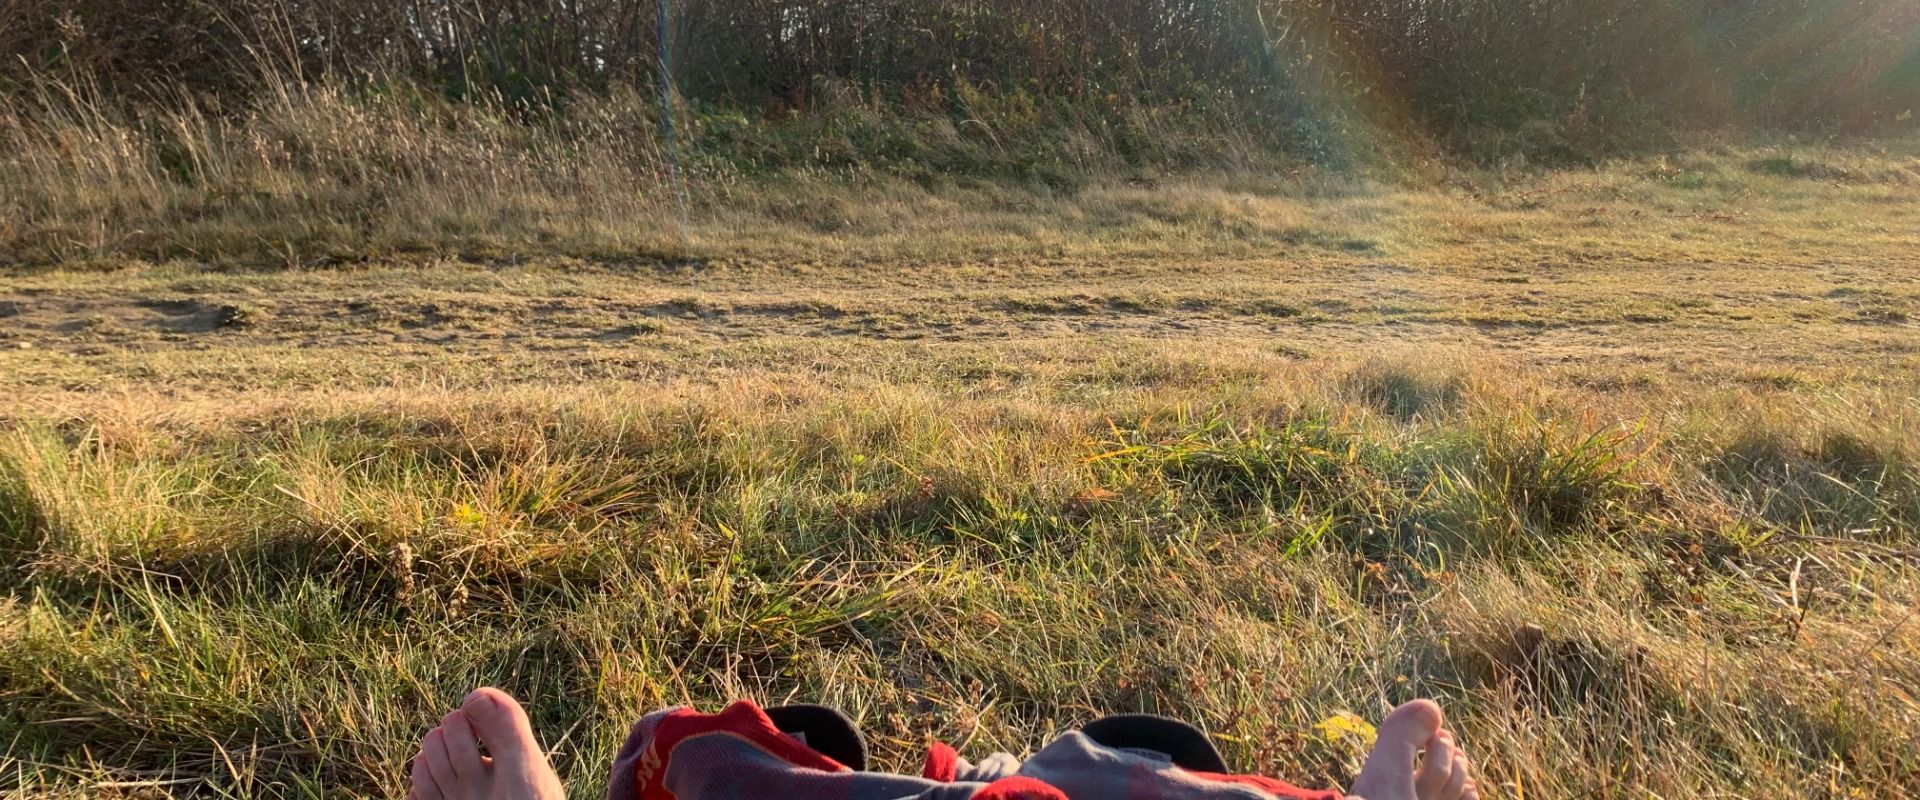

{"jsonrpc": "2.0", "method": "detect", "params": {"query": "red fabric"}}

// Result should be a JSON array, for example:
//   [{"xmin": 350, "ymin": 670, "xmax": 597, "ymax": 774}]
[
  {"xmin": 632, "ymin": 700, "xmax": 850, "ymax": 798},
  {"xmin": 973, "ymin": 777, "xmax": 1069, "ymax": 800},
  {"xmin": 922, "ymin": 741, "xmax": 961, "ymax": 782},
  {"xmin": 1191, "ymin": 771, "xmax": 1343, "ymax": 800}
]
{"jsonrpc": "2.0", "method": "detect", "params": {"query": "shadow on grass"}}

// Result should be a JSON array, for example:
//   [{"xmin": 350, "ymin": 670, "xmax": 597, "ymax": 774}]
[
  {"xmin": 1712, "ymin": 428, "xmax": 1917, "ymax": 540},
  {"xmin": 0, "ymin": 452, "xmax": 44, "ymax": 566}
]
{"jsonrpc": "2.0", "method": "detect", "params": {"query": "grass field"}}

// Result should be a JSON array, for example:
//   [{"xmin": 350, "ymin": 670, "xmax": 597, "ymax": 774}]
[{"xmin": 3, "ymin": 143, "xmax": 1920, "ymax": 799}]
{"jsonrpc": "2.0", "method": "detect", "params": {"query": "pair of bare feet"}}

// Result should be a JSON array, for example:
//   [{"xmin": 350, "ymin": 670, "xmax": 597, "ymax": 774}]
[{"xmin": 407, "ymin": 690, "xmax": 1476, "ymax": 800}]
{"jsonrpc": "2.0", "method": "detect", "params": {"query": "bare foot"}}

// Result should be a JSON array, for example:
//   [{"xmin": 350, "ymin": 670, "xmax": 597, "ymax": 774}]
[
  {"xmin": 1346, "ymin": 700, "xmax": 1478, "ymax": 800},
  {"xmin": 409, "ymin": 687, "xmax": 567, "ymax": 800}
]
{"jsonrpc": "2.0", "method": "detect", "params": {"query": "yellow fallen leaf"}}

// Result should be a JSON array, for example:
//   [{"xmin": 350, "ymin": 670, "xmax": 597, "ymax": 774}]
[{"xmin": 1313, "ymin": 712, "xmax": 1378, "ymax": 747}]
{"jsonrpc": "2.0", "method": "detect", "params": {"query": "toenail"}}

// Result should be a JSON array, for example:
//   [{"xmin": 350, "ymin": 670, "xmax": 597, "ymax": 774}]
[{"xmin": 464, "ymin": 688, "xmax": 503, "ymax": 711}]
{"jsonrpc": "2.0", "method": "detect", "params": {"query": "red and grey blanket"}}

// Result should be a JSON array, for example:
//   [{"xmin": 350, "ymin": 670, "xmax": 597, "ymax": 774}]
[{"xmin": 606, "ymin": 700, "xmax": 1343, "ymax": 800}]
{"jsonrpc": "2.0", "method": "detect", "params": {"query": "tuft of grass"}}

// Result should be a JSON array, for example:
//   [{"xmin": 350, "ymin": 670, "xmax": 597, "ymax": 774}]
[
  {"xmin": 1343, "ymin": 356, "xmax": 1468, "ymax": 421},
  {"xmin": 1420, "ymin": 418, "xmax": 1645, "ymax": 552},
  {"xmin": 1091, "ymin": 414, "xmax": 1380, "ymax": 529}
]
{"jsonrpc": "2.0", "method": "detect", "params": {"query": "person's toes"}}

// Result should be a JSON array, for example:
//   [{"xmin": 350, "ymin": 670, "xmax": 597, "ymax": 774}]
[
  {"xmin": 1448, "ymin": 736, "xmax": 1478, "ymax": 800},
  {"xmin": 422, "ymin": 728, "xmax": 462, "ymax": 796},
  {"xmin": 1440, "ymin": 753, "xmax": 1472, "ymax": 800},
  {"xmin": 1381, "ymin": 700, "xmax": 1444, "ymax": 744},
  {"xmin": 460, "ymin": 687, "xmax": 544, "ymax": 768},
  {"xmin": 1374, "ymin": 700, "xmax": 1444, "ymax": 763},
  {"xmin": 411, "ymin": 744, "xmax": 444, "ymax": 800},
  {"xmin": 1350, "ymin": 700, "xmax": 1445, "ymax": 800},
  {"xmin": 441, "ymin": 710, "xmax": 489, "ymax": 786},
  {"xmin": 1414, "ymin": 729, "xmax": 1457, "ymax": 798}
]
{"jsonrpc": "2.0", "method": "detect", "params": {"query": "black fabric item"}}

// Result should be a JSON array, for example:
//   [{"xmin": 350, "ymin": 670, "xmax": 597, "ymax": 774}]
[
  {"xmin": 764, "ymin": 704, "xmax": 869, "ymax": 771},
  {"xmin": 1080, "ymin": 713, "xmax": 1230, "ymax": 774}
]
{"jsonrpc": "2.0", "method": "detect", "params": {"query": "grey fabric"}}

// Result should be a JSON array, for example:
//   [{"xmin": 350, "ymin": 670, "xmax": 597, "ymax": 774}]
[
  {"xmin": 951, "ymin": 752, "xmax": 1022, "ymax": 784},
  {"xmin": 1014, "ymin": 732, "xmax": 1279, "ymax": 799},
  {"xmin": 604, "ymin": 706, "xmax": 670, "ymax": 800},
  {"xmin": 661, "ymin": 733, "xmax": 987, "ymax": 799}
]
